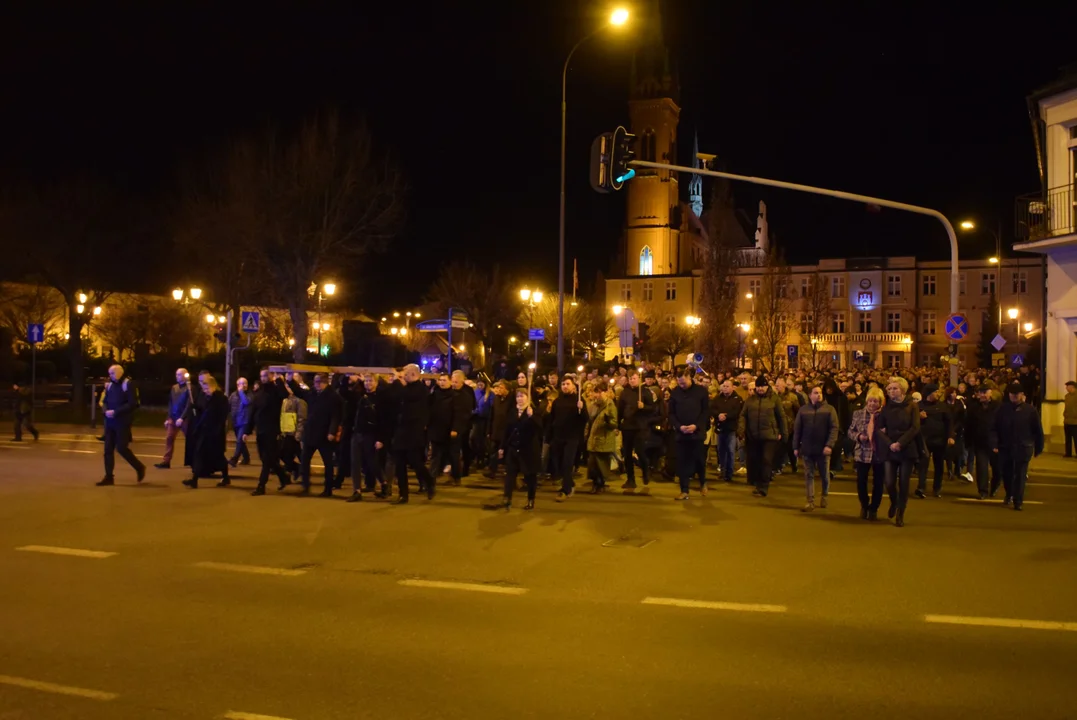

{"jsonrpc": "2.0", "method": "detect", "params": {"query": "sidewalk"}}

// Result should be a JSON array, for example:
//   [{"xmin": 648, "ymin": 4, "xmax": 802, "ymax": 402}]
[{"xmin": 28, "ymin": 423, "xmax": 170, "ymax": 441}]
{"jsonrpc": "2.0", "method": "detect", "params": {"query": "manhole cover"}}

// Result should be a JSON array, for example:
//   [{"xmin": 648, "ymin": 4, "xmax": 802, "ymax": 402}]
[{"xmin": 602, "ymin": 531, "xmax": 655, "ymax": 549}]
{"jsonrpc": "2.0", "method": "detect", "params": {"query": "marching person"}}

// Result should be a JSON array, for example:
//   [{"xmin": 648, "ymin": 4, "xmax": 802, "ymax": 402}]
[
  {"xmin": 585, "ymin": 380, "xmax": 619, "ymax": 493},
  {"xmin": 298, "ymin": 374, "xmax": 343, "ymax": 497},
  {"xmin": 739, "ymin": 375, "xmax": 787, "ymax": 499},
  {"xmin": 991, "ymin": 382, "xmax": 1044, "ymax": 511},
  {"xmin": 669, "ymin": 367, "xmax": 710, "ymax": 500},
  {"xmin": 617, "ymin": 369, "xmax": 657, "ymax": 490},
  {"xmin": 12, "ymin": 382, "xmax": 39, "ymax": 442},
  {"xmin": 486, "ymin": 387, "xmax": 541, "ymax": 511},
  {"xmin": 228, "ymin": 376, "xmax": 252, "ymax": 468},
  {"xmin": 549, "ymin": 376, "xmax": 587, "ymax": 502},
  {"xmin": 848, "ymin": 386, "xmax": 886, "ymax": 519},
  {"xmin": 349, "ymin": 374, "xmax": 389, "ymax": 502},
  {"xmin": 155, "ymin": 368, "xmax": 190, "ymax": 469},
  {"xmin": 96, "ymin": 365, "xmax": 146, "ymax": 486},
  {"xmin": 875, "ymin": 377, "xmax": 921, "ymax": 528},
  {"xmin": 792, "ymin": 385, "xmax": 839, "ymax": 512},
  {"xmin": 711, "ymin": 379, "xmax": 743, "ymax": 483},
  {"xmin": 391, "ymin": 364, "xmax": 437, "ymax": 504},
  {"xmin": 183, "ymin": 374, "xmax": 231, "ymax": 489},
  {"xmin": 244, "ymin": 368, "xmax": 292, "ymax": 496}
]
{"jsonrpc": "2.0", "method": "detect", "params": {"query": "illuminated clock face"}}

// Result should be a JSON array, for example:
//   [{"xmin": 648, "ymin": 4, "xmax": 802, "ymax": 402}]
[{"xmin": 859, "ymin": 278, "xmax": 872, "ymax": 290}]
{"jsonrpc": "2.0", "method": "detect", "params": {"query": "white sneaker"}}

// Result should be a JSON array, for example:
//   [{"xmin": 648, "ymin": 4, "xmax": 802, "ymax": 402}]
[
  {"xmin": 734, "ymin": 467, "xmax": 747, "ymax": 476},
  {"xmin": 962, "ymin": 472, "xmax": 973, "ymax": 483}
]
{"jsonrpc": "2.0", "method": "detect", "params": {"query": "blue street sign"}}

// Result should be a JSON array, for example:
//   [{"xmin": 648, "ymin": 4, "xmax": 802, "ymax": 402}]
[
  {"xmin": 416, "ymin": 320, "xmax": 449, "ymax": 332},
  {"xmin": 240, "ymin": 310, "xmax": 261, "ymax": 334},
  {"xmin": 786, "ymin": 345, "xmax": 798, "ymax": 357},
  {"xmin": 1011, "ymin": 353, "xmax": 1024, "ymax": 368},
  {"xmin": 528, "ymin": 328, "xmax": 546, "ymax": 341},
  {"xmin": 944, "ymin": 313, "xmax": 969, "ymax": 342},
  {"xmin": 27, "ymin": 323, "xmax": 44, "ymax": 345}
]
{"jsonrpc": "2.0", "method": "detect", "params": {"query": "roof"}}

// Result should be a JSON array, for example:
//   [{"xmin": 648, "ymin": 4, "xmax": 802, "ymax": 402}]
[{"xmin": 1027, "ymin": 63, "xmax": 1077, "ymax": 106}]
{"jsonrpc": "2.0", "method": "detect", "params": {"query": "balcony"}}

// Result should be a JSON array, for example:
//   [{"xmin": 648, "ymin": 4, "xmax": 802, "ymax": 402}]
[
  {"xmin": 1016, "ymin": 185, "xmax": 1075, "ymax": 240},
  {"xmin": 814, "ymin": 332, "xmax": 912, "ymax": 345}
]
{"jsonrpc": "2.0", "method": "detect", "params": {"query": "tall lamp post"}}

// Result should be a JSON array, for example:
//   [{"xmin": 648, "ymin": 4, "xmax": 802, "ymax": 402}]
[
  {"xmin": 960, "ymin": 220, "xmax": 1004, "ymax": 327},
  {"xmin": 309, "ymin": 281, "xmax": 336, "ymax": 356},
  {"xmin": 557, "ymin": 7, "xmax": 630, "ymax": 377},
  {"xmin": 171, "ymin": 287, "xmax": 202, "ymax": 357},
  {"xmin": 521, "ymin": 288, "xmax": 543, "ymax": 367}
]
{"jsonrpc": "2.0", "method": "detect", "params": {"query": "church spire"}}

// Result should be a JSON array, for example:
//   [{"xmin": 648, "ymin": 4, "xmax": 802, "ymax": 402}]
[
  {"xmin": 630, "ymin": 0, "xmax": 678, "ymax": 102},
  {"xmin": 689, "ymin": 130, "xmax": 703, "ymax": 218}
]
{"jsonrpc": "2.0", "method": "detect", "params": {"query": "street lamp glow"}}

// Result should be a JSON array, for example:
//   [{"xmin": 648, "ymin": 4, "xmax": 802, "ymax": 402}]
[
  {"xmin": 406, "ymin": 311, "xmax": 412, "ymax": 317},
  {"xmin": 78, "ymin": 293, "xmax": 88, "ymax": 304},
  {"xmin": 393, "ymin": 311, "xmax": 400, "ymax": 318},
  {"xmin": 610, "ymin": 7, "xmax": 629, "ymax": 25},
  {"xmin": 75, "ymin": 304, "xmax": 85, "ymax": 314},
  {"xmin": 205, "ymin": 314, "xmax": 216, "ymax": 324},
  {"xmin": 172, "ymin": 288, "xmax": 184, "ymax": 301},
  {"xmin": 458, "ymin": 344, "xmax": 466, "ymax": 352},
  {"xmin": 217, "ymin": 315, "xmax": 227, "ymax": 324},
  {"xmin": 1023, "ymin": 322, "xmax": 1033, "ymax": 332},
  {"xmin": 322, "ymin": 323, "xmax": 331, "ymax": 331},
  {"xmin": 988, "ymin": 257, "xmax": 999, "ymax": 264},
  {"xmin": 390, "ymin": 327, "xmax": 399, "ymax": 335},
  {"xmin": 577, "ymin": 364, "xmax": 585, "ymax": 372},
  {"xmin": 528, "ymin": 362, "xmax": 537, "ymax": 370},
  {"xmin": 189, "ymin": 287, "xmax": 202, "ymax": 300},
  {"xmin": 532, "ymin": 290, "xmax": 544, "ymax": 303},
  {"xmin": 1007, "ymin": 308, "xmax": 1019, "ymax": 320},
  {"xmin": 959, "ymin": 220, "xmax": 975, "ymax": 230},
  {"xmin": 685, "ymin": 315, "xmax": 700, "ymax": 326},
  {"xmin": 399, "ymin": 327, "xmax": 407, "ymax": 337},
  {"xmin": 414, "ymin": 312, "xmax": 422, "ymax": 318},
  {"xmin": 740, "ymin": 323, "xmax": 751, "ymax": 332},
  {"xmin": 323, "ymin": 283, "xmax": 336, "ymax": 296},
  {"xmin": 509, "ymin": 336, "xmax": 517, "ymax": 343},
  {"xmin": 745, "ymin": 292, "xmax": 753, "ymax": 300},
  {"xmin": 93, "ymin": 306, "xmax": 102, "ymax": 316},
  {"xmin": 612, "ymin": 304, "xmax": 624, "ymax": 315}
]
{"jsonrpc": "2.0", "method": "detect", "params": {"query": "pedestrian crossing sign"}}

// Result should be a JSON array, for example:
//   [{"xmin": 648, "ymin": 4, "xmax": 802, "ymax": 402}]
[{"xmin": 241, "ymin": 310, "xmax": 261, "ymax": 334}]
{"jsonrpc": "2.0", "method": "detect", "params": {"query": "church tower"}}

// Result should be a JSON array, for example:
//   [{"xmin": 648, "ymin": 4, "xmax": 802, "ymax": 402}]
[{"xmin": 624, "ymin": 0, "xmax": 681, "ymax": 278}]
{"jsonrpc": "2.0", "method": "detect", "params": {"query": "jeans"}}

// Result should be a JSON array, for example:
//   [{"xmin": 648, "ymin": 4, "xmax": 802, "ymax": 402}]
[
  {"xmin": 856, "ymin": 462, "xmax": 884, "ymax": 511},
  {"xmin": 884, "ymin": 458, "xmax": 914, "ymax": 511},
  {"xmin": 802, "ymin": 454, "xmax": 830, "ymax": 502},
  {"xmin": 230, "ymin": 428, "xmax": 250, "ymax": 464},
  {"xmin": 717, "ymin": 430, "xmax": 737, "ymax": 481},
  {"xmin": 675, "ymin": 437, "xmax": 706, "ymax": 494}
]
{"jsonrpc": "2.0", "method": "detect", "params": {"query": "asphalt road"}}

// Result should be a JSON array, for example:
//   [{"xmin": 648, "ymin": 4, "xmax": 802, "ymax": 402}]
[{"xmin": 1, "ymin": 427, "xmax": 1075, "ymax": 719}]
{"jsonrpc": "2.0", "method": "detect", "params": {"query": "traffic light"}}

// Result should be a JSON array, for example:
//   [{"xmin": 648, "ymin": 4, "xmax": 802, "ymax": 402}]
[
  {"xmin": 214, "ymin": 325, "xmax": 228, "ymax": 344},
  {"xmin": 610, "ymin": 125, "xmax": 636, "ymax": 188},
  {"xmin": 590, "ymin": 132, "xmax": 614, "ymax": 193}
]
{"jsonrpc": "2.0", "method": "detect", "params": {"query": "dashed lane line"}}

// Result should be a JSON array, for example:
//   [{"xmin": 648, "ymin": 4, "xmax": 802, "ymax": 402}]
[
  {"xmin": 398, "ymin": 579, "xmax": 528, "ymax": 595},
  {"xmin": 193, "ymin": 561, "xmax": 307, "ymax": 577},
  {"xmin": 223, "ymin": 712, "xmax": 295, "ymax": 720},
  {"xmin": 1028, "ymin": 483, "xmax": 1077, "ymax": 488},
  {"xmin": 954, "ymin": 498, "xmax": 1043, "ymax": 505},
  {"xmin": 925, "ymin": 614, "xmax": 1077, "ymax": 632},
  {"xmin": 0, "ymin": 674, "xmax": 118, "ymax": 701},
  {"xmin": 642, "ymin": 597, "xmax": 788, "ymax": 613},
  {"xmin": 60, "ymin": 449, "xmax": 95, "ymax": 455},
  {"xmin": 16, "ymin": 545, "xmax": 117, "ymax": 559}
]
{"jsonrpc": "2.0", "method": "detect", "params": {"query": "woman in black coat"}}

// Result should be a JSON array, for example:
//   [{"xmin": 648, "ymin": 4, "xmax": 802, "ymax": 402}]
[
  {"xmin": 486, "ymin": 388, "xmax": 541, "ymax": 511},
  {"xmin": 874, "ymin": 376, "xmax": 921, "ymax": 527},
  {"xmin": 183, "ymin": 375, "xmax": 231, "ymax": 489}
]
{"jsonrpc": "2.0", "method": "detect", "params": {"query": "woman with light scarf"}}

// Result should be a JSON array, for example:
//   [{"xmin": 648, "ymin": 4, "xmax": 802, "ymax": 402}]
[{"xmin": 848, "ymin": 386, "xmax": 886, "ymax": 520}]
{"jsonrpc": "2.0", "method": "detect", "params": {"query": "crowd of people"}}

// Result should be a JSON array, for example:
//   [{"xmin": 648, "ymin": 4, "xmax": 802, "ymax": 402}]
[{"xmin": 87, "ymin": 358, "xmax": 1061, "ymax": 528}]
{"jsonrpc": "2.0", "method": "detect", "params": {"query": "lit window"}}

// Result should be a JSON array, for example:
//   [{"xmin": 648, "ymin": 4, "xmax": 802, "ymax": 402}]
[
  {"xmin": 620, "ymin": 283, "xmax": 631, "ymax": 302},
  {"xmin": 832, "ymin": 276, "xmax": 846, "ymax": 299},
  {"xmin": 639, "ymin": 246, "xmax": 653, "ymax": 276},
  {"xmin": 642, "ymin": 282, "xmax": 653, "ymax": 301}
]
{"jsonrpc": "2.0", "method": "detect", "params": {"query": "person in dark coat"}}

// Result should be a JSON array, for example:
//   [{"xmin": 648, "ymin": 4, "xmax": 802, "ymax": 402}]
[
  {"xmin": 244, "ymin": 368, "xmax": 291, "ymax": 496},
  {"xmin": 616, "ymin": 369, "xmax": 658, "ymax": 489},
  {"xmin": 96, "ymin": 364, "xmax": 146, "ymax": 486},
  {"xmin": 156, "ymin": 368, "xmax": 190, "ymax": 469},
  {"xmin": 183, "ymin": 374, "xmax": 230, "ymax": 489},
  {"xmin": 486, "ymin": 387, "xmax": 542, "ymax": 510},
  {"xmin": 548, "ymin": 377, "xmax": 587, "ymax": 500},
  {"xmin": 350, "ymin": 374, "xmax": 390, "ymax": 501},
  {"xmin": 333, "ymin": 374, "xmax": 360, "ymax": 491},
  {"xmin": 391, "ymin": 364, "xmax": 436, "ymax": 503},
  {"xmin": 12, "ymin": 383, "xmax": 38, "ymax": 441},
  {"xmin": 822, "ymin": 377, "xmax": 851, "ymax": 473},
  {"xmin": 669, "ymin": 367, "xmax": 711, "ymax": 500},
  {"xmin": 874, "ymin": 376, "xmax": 921, "ymax": 527},
  {"xmin": 485, "ymin": 381, "xmax": 513, "ymax": 478},
  {"xmin": 427, "ymin": 373, "xmax": 456, "ymax": 484},
  {"xmin": 297, "ymin": 374, "xmax": 343, "ymax": 497},
  {"xmin": 915, "ymin": 383, "xmax": 954, "ymax": 498},
  {"xmin": 991, "ymin": 382, "xmax": 1044, "ymax": 511},
  {"xmin": 965, "ymin": 385, "xmax": 1000, "ymax": 500},
  {"xmin": 449, "ymin": 370, "xmax": 476, "ymax": 482},
  {"xmin": 710, "ymin": 379, "xmax": 743, "ymax": 483},
  {"xmin": 792, "ymin": 385, "xmax": 840, "ymax": 512}
]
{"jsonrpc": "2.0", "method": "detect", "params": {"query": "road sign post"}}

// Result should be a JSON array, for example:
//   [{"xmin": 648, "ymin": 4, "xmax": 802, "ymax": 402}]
[
  {"xmin": 27, "ymin": 324, "xmax": 43, "ymax": 422},
  {"xmin": 241, "ymin": 310, "xmax": 261, "ymax": 334},
  {"xmin": 944, "ymin": 314, "xmax": 969, "ymax": 342}
]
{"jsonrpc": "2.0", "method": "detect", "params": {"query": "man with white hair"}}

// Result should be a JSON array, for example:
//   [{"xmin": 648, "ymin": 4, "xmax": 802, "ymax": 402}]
[
  {"xmin": 391, "ymin": 364, "xmax": 436, "ymax": 503},
  {"xmin": 97, "ymin": 364, "xmax": 146, "ymax": 486}
]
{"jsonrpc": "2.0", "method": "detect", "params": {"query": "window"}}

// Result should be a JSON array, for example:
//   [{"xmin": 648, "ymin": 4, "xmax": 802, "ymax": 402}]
[
  {"xmin": 959, "ymin": 272, "xmax": 967, "ymax": 295},
  {"xmin": 887, "ymin": 274, "xmax": 902, "ymax": 297},
  {"xmin": 800, "ymin": 312, "xmax": 813, "ymax": 336},
  {"xmin": 748, "ymin": 278, "xmax": 761, "ymax": 297},
  {"xmin": 776, "ymin": 278, "xmax": 789, "ymax": 299},
  {"xmin": 664, "ymin": 314, "xmax": 676, "ymax": 326},
  {"xmin": 859, "ymin": 312, "xmax": 872, "ymax": 333},
  {"xmin": 832, "ymin": 276, "xmax": 846, "ymax": 299},
  {"xmin": 640, "ymin": 130, "xmax": 656, "ymax": 162},
  {"xmin": 1012, "ymin": 271, "xmax": 1028, "ymax": 294},
  {"xmin": 665, "ymin": 281, "xmax": 677, "ymax": 301},
  {"xmin": 885, "ymin": 353, "xmax": 903, "ymax": 369},
  {"xmin": 922, "ymin": 274, "xmax": 936, "ymax": 296},
  {"xmin": 800, "ymin": 278, "xmax": 810, "ymax": 298},
  {"xmin": 777, "ymin": 313, "xmax": 789, "ymax": 335},
  {"xmin": 923, "ymin": 311, "xmax": 937, "ymax": 335},
  {"xmin": 639, "ymin": 246, "xmax": 653, "ymax": 276},
  {"xmin": 831, "ymin": 311, "xmax": 846, "ymax": 333},
  {"xmin": 642, "ymin": 281, "xmax": 653, "ymax": 302},
  {"xmin": 620, "ymin": 283, "xmax": 631, "ymax": 302},
  {"xmin": 981, "ymin": 272, "xmax": 996, "ymax": 296},
  {"xmin": 886, "ymin": 311, "xmax": 902, "ymax": 333}
]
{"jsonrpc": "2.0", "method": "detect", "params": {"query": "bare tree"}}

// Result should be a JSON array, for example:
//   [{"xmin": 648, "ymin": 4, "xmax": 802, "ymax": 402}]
[
  {"xmin": 426, "ymin": 260, "xmax": 516, "ymax": 358},
  {"xmin": 180, "ymin": 110, "xmax": 404, "ymax": 361},
  {"xmin": 0, "ymin": 282, "xmax": 67, "ymax": 346},
  {"xmin": 802, "ymin": 270, "xmax": 832, "ymax": 370},
  {"xmin": 93, "ymin": 306, "xmax": 146, "ymax": 362},
  {"xmin": 697, "ymin": 178, "xmax": 741, "ymax": 368},
  {"xmin": 650, "ymin": 320, "xmax": 698, "ymax": 367},
  {"xmin": 514, "ymin": 294, "xmax": 597, "ymax": 358},
  {"xmin": 0, "ymin": 178, "xmax": 122, "ymax": 406},
  {"xmin": 754, "ymin": 245, "xmax": 793, "ymax": 372}
]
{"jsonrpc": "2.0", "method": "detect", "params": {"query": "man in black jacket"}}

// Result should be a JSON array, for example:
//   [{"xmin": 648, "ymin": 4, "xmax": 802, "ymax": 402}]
[
  {"xmin": 547, "ymin": 377, "xmax": 587, "ymax": 500},
  {"xmin": 710, "ymin": 379, "xmax": 743, "ymax": 483},
  {"xmin": 96, "ymin": 364, "xmax": 146, "ymax": 486},
  {"xmin": 392, "ymin": 364, "xmax": 436, "ymax": 503},
  {"xmin": 668, "ymin": 367, "xmax": 710, "ymax": 500},
  {"xmin": 965, "ymin": 385, "xmax": 999, "ymax": 499},
  {"xmin": 244, "ymin": 369, "xmax": 291, "ymax": 496},
  {"xmin": 298, "ymin": 374, "xmax": 344, "ymax": 497},
  {"xmin": 915, "ymin": 383, "xmax": 953, "ymax": 498},
  {"xmin": 617, "ymin": 370, "xmax": 657, "ymax": 489},
  {"xmin": 449, "ymin": 370, "xmax": 476, "ymax": 482},
  {"xmin": 991, "ymin": 382, "xmax": 1044, "ymax": 511}
]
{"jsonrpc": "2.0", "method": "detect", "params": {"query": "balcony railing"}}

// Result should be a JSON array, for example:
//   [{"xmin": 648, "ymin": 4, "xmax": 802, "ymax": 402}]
[
  {"xmin": 1016, "ymin": 185, "xmax": 1075, "ymax": 240},
  {"xmin": 815, "ymin": 332, "xmax": 911, "ymax": 345}
]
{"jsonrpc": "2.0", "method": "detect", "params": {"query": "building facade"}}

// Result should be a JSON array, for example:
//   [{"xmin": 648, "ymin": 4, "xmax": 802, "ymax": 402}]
[{"xmin": 1013, "ymin": 70, "xmax": 1077, "ymax": 440}]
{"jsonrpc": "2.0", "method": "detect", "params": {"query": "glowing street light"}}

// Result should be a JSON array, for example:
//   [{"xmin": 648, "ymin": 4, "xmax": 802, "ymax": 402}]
[
  {"xmin": 988, "ymin": 257, "xmax": 999, "ymax": 264},
  {"xmin": 610, "ymin": 8, "xmax": 629, "ymax": 25},
  {"xmin": 75, "ymin": 304, "xmax": 85, "ymax": 314},
  {"xmin": 93, "ymin": 306, "xmax": 102, "ymax": 316},
  {"xmin": 1023, "ymin": 322, "xmax": 1033, "ymax": 333},
  {"xmin": 323, "ymin": 283, "xmax": 336, "ymax": 296},
  {"xmin": 685, "ymin": 315, "xmax": 701, "ymax": 326},
  {"xmin": 205, "ymin": 314, "xmax": 216, "ymax": 324},
  {"xmin": 1007, "ymin": 308, "xmax": 1019, "ymax": 320},
  {"xmin": 172, "ymin": 288, "xmax": 184, "ymax": 301},
  {"xmin": 959, "ymin": 220, "xmax": 975, "ymax": 230},
  {"xmin": 78, "ymin": 293, "xmax": 88, "ymax": 304},
  {"xmin": 612, "ymin": 304, "xmax": 624, "ymax": 315}
]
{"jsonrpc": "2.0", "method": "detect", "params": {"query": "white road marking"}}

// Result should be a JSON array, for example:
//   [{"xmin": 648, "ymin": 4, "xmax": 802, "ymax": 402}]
[
  {"xmin": 925, "ymin": 614, "xmax": 1077, "ymax": 632},
  {"xmin": 398, "ymin": 579, "xmax": 528, "ymax": 595},
  {"xmin": 60, "ymin": 449, "xmax": 96, "ymax": 455},
  {"xmin": 16, "ymin": 545, "xmax": 117, "ymax": 559},
  {"xmin": 642, "ymin": 596, "xmax": 787, "ymax": 613},
  {"xmin": 1028, "ymin": 483, "xmax": 1077, "ymax": 488},
  {"xmin": 223, "ymin": 712, "xmax": 295, "ymax": 720},
  {"xmin": 826, "ymin": 491, "xmax": 858, "ymax": 496},
  {"xmin": 0, "ymin": 674, "xmax": 118, "ymax": 700},
  {"xmin": 955, "ymin": 498, "xmax": 1043, "ymax": 505},
  {"xmin": 193, "ymin": 561, "xmax": 306, "ymax": 577}
]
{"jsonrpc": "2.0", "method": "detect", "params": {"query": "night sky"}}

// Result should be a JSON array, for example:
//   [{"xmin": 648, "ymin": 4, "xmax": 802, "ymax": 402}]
[{"xmin": 0, "ymin": 2, "xmax": 1073, "ymax": 312}]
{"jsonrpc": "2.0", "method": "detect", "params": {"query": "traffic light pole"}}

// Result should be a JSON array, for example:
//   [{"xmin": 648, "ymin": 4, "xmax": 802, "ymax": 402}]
[
  {"xmin": 225, "ymin": 310, "xmax": 233, "ymax": 396},
  {"xmin": 629, "ymin": 159, "xmax": 961, "ymax": 388}
]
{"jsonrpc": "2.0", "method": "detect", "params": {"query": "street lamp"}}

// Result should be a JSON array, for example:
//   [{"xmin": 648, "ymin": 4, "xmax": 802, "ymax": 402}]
[
  {"xmin": 685, "ymin": 315, "xmax": 701, "ymax": 327},
  {"xmin": 557, "ymin": 8, "xmax": 630, "ymax": 378},
  {"xmin": 521, "ymin": 288, "xmax": 543, "ymax": 366},
  {"xmin": 1023, "ymin": 322, "xmax": 1033, "ymax": 333},
  {"xmin": 508, "ymin": 335, "xmax": 517, "ymax": 355},
  {"xmin": 1007, "ymin": 307, "xmax": 1019, "ymax": 320},
  {"xmin": 310, "ymin": 281, "xmax": 337, "ymax": 356}
]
